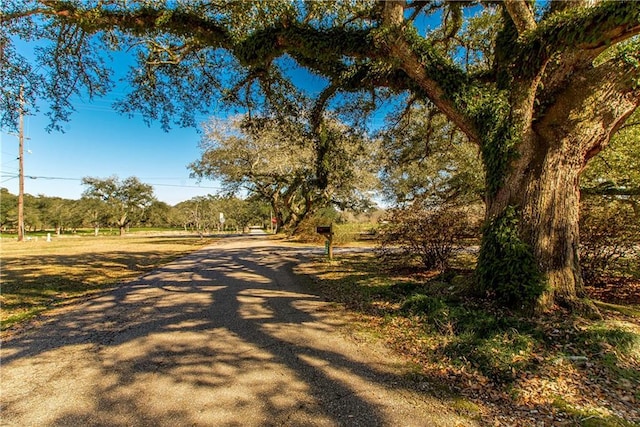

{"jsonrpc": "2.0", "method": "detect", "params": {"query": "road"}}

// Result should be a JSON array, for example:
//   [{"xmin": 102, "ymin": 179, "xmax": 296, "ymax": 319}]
[{"xmin": 0, "ymin": 236, "xmax": 475, "ymax": 426}]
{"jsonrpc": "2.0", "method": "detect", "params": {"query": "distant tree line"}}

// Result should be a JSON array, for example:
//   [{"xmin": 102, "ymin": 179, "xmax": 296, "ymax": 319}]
[{"xmin": 0, "ymin": 176, "xmax": 272, "ymax": 236}]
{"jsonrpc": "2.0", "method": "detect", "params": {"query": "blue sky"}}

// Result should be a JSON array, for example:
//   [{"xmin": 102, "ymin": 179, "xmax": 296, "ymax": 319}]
[
  {"xmin": 0, "ymin": 34, "xmax": 230, "ymax": 206},
  {"xmin": 1, "ymin": 93, "xmax": 221, "ymax": 205}
]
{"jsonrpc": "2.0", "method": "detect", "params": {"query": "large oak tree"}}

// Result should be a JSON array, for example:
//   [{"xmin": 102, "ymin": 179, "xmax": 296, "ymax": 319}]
[
  {"xmin": 2, "ymin": 0, "xmax": 639, "ymax": 312},
  {"xmin": 190, "ymin": 114, "xmax": 379, "ymax": 231}
]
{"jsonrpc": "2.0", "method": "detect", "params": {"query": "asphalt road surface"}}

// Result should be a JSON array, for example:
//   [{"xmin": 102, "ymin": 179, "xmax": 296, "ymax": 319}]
[{"xmin": 1, "ymin": 236, "xmax": 475, "ymax": 426}]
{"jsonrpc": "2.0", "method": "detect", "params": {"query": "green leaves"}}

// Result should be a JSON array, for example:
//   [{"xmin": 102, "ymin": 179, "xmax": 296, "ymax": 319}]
[
  {"xmin": 515, "ymin": 1, "xmax": 640, "ymax": 79},
  {"xmin": 81, "ymin": 175, "xmax": 156, "ymax": 232}
]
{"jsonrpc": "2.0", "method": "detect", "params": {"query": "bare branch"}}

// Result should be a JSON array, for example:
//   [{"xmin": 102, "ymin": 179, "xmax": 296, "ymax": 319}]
[{"xmin": 0, "ymin": 7, "xmax": 46, "ymax": 24}]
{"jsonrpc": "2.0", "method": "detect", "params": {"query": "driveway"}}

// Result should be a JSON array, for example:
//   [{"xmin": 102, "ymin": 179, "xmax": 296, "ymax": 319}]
[{"xmin": 0, "ymin": 236, "xmax": 474, "ymax": 426}]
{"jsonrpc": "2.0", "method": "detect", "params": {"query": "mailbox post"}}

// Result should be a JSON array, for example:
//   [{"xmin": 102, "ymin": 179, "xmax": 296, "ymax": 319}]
[{"xmin": 316, "ymin": 225, "xmax": 334, "ymax": 260}]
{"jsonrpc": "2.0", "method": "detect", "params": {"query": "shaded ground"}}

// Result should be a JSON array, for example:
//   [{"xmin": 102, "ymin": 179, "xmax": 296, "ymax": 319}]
[
  {"xmin": 296, "ymin": 251, "xmax": 640, "ymax": 426},
  {"xmin": 0, "ymin": 236, "xmax": 474, "ymax": 426},
  {"xmin": 0, "ymin": 234, "xmax": 216, "ymax": 329},
  {"xmin": 586, "ymin": 277, "xmax": 640, "ymax": 306}
]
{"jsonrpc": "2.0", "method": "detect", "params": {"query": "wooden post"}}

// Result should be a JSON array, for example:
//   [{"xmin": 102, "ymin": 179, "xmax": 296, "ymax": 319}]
[{"xmin": 17, "ymin": 86, "xmax": 25, "ymax": 242}]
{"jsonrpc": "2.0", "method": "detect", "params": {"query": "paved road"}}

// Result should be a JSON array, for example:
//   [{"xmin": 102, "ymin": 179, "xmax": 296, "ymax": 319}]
[{"xmin": 1, "ymin": 236, "xmax": 474, "ymax": 426}]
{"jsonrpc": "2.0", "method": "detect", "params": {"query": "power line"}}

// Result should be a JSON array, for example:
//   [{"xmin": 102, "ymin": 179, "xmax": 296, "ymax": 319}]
[
  {"xmin": 0, "ymin": 173, "xmax": 221, "ymax": 190},
  {"xmin": 1, "ymin": 160, "xmax": 17, "ymax": 168}
]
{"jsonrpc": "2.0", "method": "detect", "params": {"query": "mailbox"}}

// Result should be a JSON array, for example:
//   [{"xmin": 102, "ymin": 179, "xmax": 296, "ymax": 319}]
[
  {"xmin": 316, "ymin": 226, "xmax": 333, "ymax": 235},
  {"xmin": 316, "ymin": 225, "xmax": 334, "ymax": 260}
]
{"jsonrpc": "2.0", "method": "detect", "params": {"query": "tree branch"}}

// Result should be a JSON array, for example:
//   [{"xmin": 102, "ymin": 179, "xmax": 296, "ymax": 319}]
[
  {"xmin": 379, "ymin": 1, "xmax": 479, "ymax": 143},
  {"xmin": 523, "ymin": 1, "xmax": 640, "ymax": 65},
  {"xmin": 38, "ymin": 1, "xmax": 233, "ymax": 48},
  {"xmin": 536, "ymin": 55, "xmax": 640, "ymax": 163},
  {"xmin": 0, "ymin": 7, "xmax": 47, "ymax": 23},
  {"xmin": 387, "ymin": 36, "xmax": 479, "ymax": 143},
  {"xmin": 520, "ymin": 1, "xmax": 640, "ymax": 102},
  {"xmin": 504, "ymin": 0, "xmax": 536, "ymax": 35}
]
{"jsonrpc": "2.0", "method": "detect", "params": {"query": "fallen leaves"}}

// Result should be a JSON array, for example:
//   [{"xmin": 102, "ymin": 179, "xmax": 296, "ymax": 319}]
[{"xmin": 297, "ymin": 252, "xmax": 640, "ymax": 426}]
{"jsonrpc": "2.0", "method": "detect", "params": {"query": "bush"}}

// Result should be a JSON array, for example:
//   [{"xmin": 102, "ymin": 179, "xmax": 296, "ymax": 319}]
[
  {"xmin": 580, "ymin": 196, "xmax": 640, "ymax": 285},
  {"xmin": 377, "ymin": 200, "xmax": 481, "ymax": 271}
]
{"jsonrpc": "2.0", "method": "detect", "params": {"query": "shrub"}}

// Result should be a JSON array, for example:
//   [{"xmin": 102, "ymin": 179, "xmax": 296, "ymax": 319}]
[
  {"xmin": 292, "ymin": 207, "xmax": 380, "ymax": 244},
  {"xmin": 580, "ymin": 196, "xmax": 640, "ymax": 285},
  {"xmin": 378, "ymin": 200, "xmax": 481, "ymax": 271}
]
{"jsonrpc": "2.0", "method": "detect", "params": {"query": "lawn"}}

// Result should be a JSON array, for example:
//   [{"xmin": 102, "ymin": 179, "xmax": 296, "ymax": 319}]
[
  {"xmin": 0, "ymin": 233, "xmax": 215, "ymax": 330},
  {"xmin": 296, "ymin": 251, "xmax": 640, "ymax": 426}
]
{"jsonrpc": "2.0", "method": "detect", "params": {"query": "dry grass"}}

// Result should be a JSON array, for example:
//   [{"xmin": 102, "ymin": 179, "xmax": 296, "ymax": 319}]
[{"xmin": 0, "ymin": 233, "xmax": 215, "ymax": 329}]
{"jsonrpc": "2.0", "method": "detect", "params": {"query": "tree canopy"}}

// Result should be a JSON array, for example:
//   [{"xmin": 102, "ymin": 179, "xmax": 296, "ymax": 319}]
[
  {"xmin": 2, "ymin": 0, "xmax": 639, "ymax": 312},
  {"xmin": 190, "ymin": 114, "xmax": 379, "ymax": 231},
  {"xmin": 82, "ymin": 175, "xmax": 156, "ymax": 235}
]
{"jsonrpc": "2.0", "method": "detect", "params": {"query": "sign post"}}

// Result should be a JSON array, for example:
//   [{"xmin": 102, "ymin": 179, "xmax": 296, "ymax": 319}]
[{"xmin": 316, "ymin": 225, "xmax": 334, "ymax": 260}]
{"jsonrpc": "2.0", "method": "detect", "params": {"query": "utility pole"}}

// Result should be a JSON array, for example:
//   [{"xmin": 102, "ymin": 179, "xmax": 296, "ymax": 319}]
[{"xmin": 17, "ymin": 86, "xmax": 25, "ymax": 242}]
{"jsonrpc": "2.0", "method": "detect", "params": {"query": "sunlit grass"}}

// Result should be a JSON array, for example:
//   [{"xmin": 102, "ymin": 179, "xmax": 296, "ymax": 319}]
[{"xmin": 0, "ymin": 234, "xmax": 215, "ymax": 329}]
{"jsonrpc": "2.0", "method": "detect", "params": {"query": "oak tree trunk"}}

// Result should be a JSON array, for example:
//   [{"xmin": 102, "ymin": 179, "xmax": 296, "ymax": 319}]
[
  {"xmin": 482, "ymin": 133, "xmax": 586, "ymax": 312},
  {"xmin": 524, "ymin": 135, "xmax": 587, "ymax": 311}
]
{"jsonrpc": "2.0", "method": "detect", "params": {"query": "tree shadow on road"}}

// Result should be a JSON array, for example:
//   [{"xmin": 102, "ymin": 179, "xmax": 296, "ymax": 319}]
[{"xmin": 0, "ymin": 239, "xmax": 472, "ymax": 426}]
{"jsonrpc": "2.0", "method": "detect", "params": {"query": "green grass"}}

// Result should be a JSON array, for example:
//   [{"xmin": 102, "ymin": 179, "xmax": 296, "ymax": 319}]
[
  {"xmin": 0, "ymin": 234, "xmax": 215, "ymax": 330},
  {"xmin": 552, "ymin": 396, "xmax": 639, "ymax": 427}
]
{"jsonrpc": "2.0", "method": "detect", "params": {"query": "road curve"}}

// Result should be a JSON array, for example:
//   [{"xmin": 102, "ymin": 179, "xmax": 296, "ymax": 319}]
[{"xmin": 0, "ymin": 236, "xmax": 475, "ymax": 426}]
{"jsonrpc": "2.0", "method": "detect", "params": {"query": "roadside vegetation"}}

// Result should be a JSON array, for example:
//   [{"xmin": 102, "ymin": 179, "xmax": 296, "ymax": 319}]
[
  {"xmin": 0, "ymin": 186, "xmax": 273, "ymax": 238},
  {"xmin": 296, "ymin": 251, "xmax": 640, "ymax": 426},
  {"xmin": 0, "ymin": 233, "xmax": 215, "ymax": 331},
  {"xmin": 291, "ymin": 111, "xmax": 640, "ymax": 425}
]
